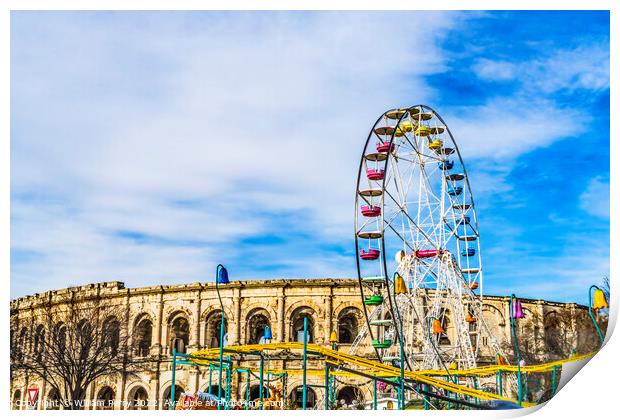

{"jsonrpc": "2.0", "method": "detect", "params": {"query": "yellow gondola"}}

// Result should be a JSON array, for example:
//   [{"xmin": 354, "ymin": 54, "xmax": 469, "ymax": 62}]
[
  {"xmin": 428, "ymin": 139, "xmax": 443, "ymax": 150},
  {"xmin": 415, "ymin": 126, "xmax": 431, "ymax": 137}
]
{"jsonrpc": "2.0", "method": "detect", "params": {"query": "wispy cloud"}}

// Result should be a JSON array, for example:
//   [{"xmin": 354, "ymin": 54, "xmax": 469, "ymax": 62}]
[{"xmin": 580, "ymin": 176, "xmax": 610, "ymax": 219}]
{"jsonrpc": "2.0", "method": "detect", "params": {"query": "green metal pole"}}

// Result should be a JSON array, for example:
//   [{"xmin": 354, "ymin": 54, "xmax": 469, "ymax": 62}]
[
  {"xmin": 373, "ymin": 378, "xmax": 377, "ymax": 410},
  {"xmin": 216, "ymin": 290, "xmax": 225, "ymax": 408},
  {"xmin": 423, "ymin": 384, "xmax": 429, "ymax": 410},
  {"xmin": 208, "ymin": 364, "xmax": 213, "ymax": 394},
  {"xmin": 283, "ymin": 373, "xmax": 288, "ymax": 409},
  {"xmin": 498, "ymin": 369, "xmax": 503, "ymax": 396},
  {"xmin": 588, "ymin": 285, "xmax": 605, "ymax": 345},
  {"xmin": 324, "ymin": 362, "xmax": 330, "ymax": 410},
  {"xmin": 245, "ymin": 370, "xmax": 250, "ymax": 410},
  {"xmin": 551, "ymin": 366, "xmax": 557, "ymax": 396},
  {"xmin": 259, "ymin": 355, "xmax": 264, "ymax": 410},
  {"xmin": 510, "ymin": 294, "xmax": 523, "ymax": 406},
  {"xmin": 392, "ymin": 272, "xmax": 406, "ymax": 409},
  {"xmin": 226, "ymin": 357, "xmax": 232, "ymax": 409},
  {"xmin": 302, "ymin": 317, "xmax": 308, "ymax": 410},
  {"xmin": 170, "ymin": 348, "xmax": 177, "ymax": 410}
]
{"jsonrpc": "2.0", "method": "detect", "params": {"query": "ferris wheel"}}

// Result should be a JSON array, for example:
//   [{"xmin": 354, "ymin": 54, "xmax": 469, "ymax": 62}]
[{"xmin": 353, "ymin": 105, "xmax": 503, "ymax": 375}]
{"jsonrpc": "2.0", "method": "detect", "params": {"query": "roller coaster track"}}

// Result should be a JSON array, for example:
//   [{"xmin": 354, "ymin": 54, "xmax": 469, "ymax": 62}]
[{"xmin": 189, "ymin": 342, "xmax": 590, "ymax": 407}]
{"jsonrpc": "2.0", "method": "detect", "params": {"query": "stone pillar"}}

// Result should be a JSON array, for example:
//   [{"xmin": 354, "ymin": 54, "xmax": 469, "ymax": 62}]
[
  {"xmin": 325, "ymin": 286, "xmax": 333, "ymax": 343},
  {"xmin": 191, "ymin": 290, "xmax": 202, "ymax": 350},
  {"xmin": 278, "ymin": 289, "xmax": 285, "ymax": 342},
  {"xmin": 233, "ymin": 288, "xmax": 241, "ymax": 345},
  {"xmin": 154, "ymin": 288, "xmax": 165, "ymax": 355}
]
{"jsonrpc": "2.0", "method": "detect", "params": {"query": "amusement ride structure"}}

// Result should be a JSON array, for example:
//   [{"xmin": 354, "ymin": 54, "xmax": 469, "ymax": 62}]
[{"xmin": 352, "ymin": 104, "xmax": 507, "ymax": 380}]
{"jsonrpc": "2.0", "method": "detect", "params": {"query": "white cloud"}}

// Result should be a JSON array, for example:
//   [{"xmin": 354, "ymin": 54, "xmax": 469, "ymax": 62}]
[
  {"xmin": 471, "ymin": 59, "xmax": 516, "ymax": 81},
  {"xmin": 10, "ymin": 11, "xmax": 462, "ymax": 297},
  {"xmin": 579, "ymin": 177, "xmax": 610, "ymax": 219},
  {"xmin": 472, "ymin": 44, "xmax": 610, "ymax": 93}
]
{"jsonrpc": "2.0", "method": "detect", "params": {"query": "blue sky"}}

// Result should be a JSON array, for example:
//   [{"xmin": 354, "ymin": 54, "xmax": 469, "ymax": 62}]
[{"xmin": 10, "ymin": 11, "xmax": 609, "ymax": 303}]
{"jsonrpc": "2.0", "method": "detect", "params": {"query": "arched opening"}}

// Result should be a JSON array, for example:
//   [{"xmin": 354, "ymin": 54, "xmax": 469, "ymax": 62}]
[
  {"xmin": 337, "ymin": 307, "xmax": 361, "ymax": 344},
  {"xmin": 290, "ymin": 307, "xmax": 315, "ymax": 343},
  {"xmin": 96, "ymin": 386, "xmax": 115, "ymax": 410},
  {"xmin": 77, "ymin": 319, "xmax": 93, "ymax": 360},
  {"xmin": 54, "ymin": 323, "xmax": 67, "ymax": 354},
  {"xmin": 544, "ymin": 312, "xmax": 566, "ymax": 357},
  {"xmin": 336, "ymin": 386, "xmax": 364, "ymax": 407},
  {"xmin": 102, "ymin": 316, "xmax": 120, "ymax": 357},
  {"xmin": 169, "ymin": 313, "xmax": 190, "ymax": 354},
  {"xmin": 246, "ymin": 309, "xmax": 271, "ymax": 344},
  {"xmin": 289, "ymin": 386, "xmax": 316, "ymax": 409},
  {"xmin": 162, "ymin": 385, "xmax": 184, "ymax": 410},
  {"xmin": 204, "ymin": 311, "xmax": 228, "ymax": 349},
  {"xmin": 247, "ymin": 384, "xmax": 271, "ymax": 401},
  {"xmin": 46, "ymin": 388, "xmax": 61, "ymax": 410},
  {"xmin": 33, "ymin": 325, "xmax": 45, "ymax": 362},
  {"xmin": 205, "ymin": 384, "xmax": 222, "ymax": 397},
  {"xmin": 133, "ymin": 317, "xmax": 153, "ymax": 357},
  {"xmin": 128, "ymin": 386, "xmax": 149, "ymax": 410},
  {"xmin": 12, "ymin": 389, "xmax": 21, "ymax": 410}
]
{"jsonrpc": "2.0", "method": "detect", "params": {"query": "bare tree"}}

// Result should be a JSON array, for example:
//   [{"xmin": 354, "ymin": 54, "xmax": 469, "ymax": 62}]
[{"xmin": 11, "ymin": 300, "xmax": 139, "ymax": 410}]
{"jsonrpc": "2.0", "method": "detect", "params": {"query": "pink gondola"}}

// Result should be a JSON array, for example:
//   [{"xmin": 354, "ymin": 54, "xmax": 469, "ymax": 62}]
[
  {"xmin": 360, "ymin": 205, "xmax": 381, "ymax": 217},
  {"xmin": 415, "ymin": 249, "xmax": 446, "ymax": 258},
  {"xmin": 360, "ymin": 249, "xmax": 381, "ymax": 260},
  {"xmin": 366, "ymin": 169, "xmax": 385, "ymax": 181},
  {"xmin": 376, "ymin": 142, "xmax": 395, "ymax": 153}
]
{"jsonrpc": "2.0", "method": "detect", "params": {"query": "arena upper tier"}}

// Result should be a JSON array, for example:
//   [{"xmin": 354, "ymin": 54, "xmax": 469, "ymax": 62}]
[{"xmin": 10, "ymin": 279, "xmax": 598, "ymax": 409}]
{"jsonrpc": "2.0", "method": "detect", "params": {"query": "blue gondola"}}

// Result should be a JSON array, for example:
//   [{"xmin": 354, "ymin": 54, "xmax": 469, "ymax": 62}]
[
  {"xmin": 438, "ymin": 160, "xmax": 454, "ymax": 170},
  {"xmin": 448, "ymin": 186, "xmax": 463, "ymax": 196},
  {"xmin": 461, "ymin": 247, "xmax": 476, "ymax": 257}
]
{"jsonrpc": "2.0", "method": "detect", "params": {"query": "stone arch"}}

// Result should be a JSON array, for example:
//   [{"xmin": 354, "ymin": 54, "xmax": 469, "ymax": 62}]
[
  {"xmin": 288, "ymin": 306, "xmax": 317, "ymax": 344},
  {"xmin": 246, "ymin": 307, "xmax": 271, "ymax": 344},
  {"xmin": 161, "ymin": 384, "xmax": 185, "ymax": 410},
  {"xmin": 102, "ymin": 315, "xmax": 121, "ymax": 357},
  {"xmin": 336, "ymin": 385, "xmax": 365, "ymax": 407},
  {"xmin": 482, "ymin": 304, "xmax": 506, "ymax": 326},
  {"xmin": 204, "ymin": 309, "xmax": 228, "ymax": 348},
  {"xmin": 544, "ymin": 310, "xmax": 567, "ymax": 356},
  {"xmin": 132, "ymin": 314, "xmax": 153, "ymax": 357},
  {"xmin": 288, "ymin": 385, "xmax": 317, "ymax": 408},
  {"xmin": 167, "ymin": 311, "xmax": 190, "ymax": 354},
  {"xmin": 12, "ymin": 389, "xmax": 22, "ymax": 410},
  {"xmin": 96, "ymin": 386, "xmax": 116, "ymax": 410},
  {"xmin": 127, "ymin": 384, "xmax": 150, "ymax": 410},
  {"xmin": 336, "ymin": 306, "xmax": 363, "ymax": 344}
]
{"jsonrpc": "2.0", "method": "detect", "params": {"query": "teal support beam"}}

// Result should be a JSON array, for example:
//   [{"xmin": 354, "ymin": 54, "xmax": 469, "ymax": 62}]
[
  {"xmin": 551, "ymin": 366, "xmax": 558, "ymax": 396},
  {"xmin": 170, "ymin": 348, "xmax": 177, "ymax": 410},
  {"xmin": 509, "ymin": 294, "xmax": 523, "ymax": 406},
  {"xmin": 324, "ymin": 362, "xmax": 330, "ymax": 409},
  {"xmin": 208, "ymin": 364, "xmax": 213, "ymax": 394},
  {"xmin": 373, "ymin": 378, "xmax": 377, "ymax": 410},
  {"xmin": 225, "ymin": 357, "xmax": 232, "ymax": 409},
  {"xmin": 302, "ymin": 317, "xmax": 308, "ymax": 410},
  {"xmin": 245, "ymin": 370, "xmax": 250, "ymax": 410},
  {"xmin": 588, "ymin": 285, "xmax": 606, "ymax": 345},
  {"xmin": 283, "ymin": 373, "xmax": 288, "ymax": 409},
  {"xmin": 259, "ymin": 355, "xmax": 264, "ymax": 410},
  {"xmin": 498, "ymin": 369, "xmax": 503, "ymax": 396}
]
